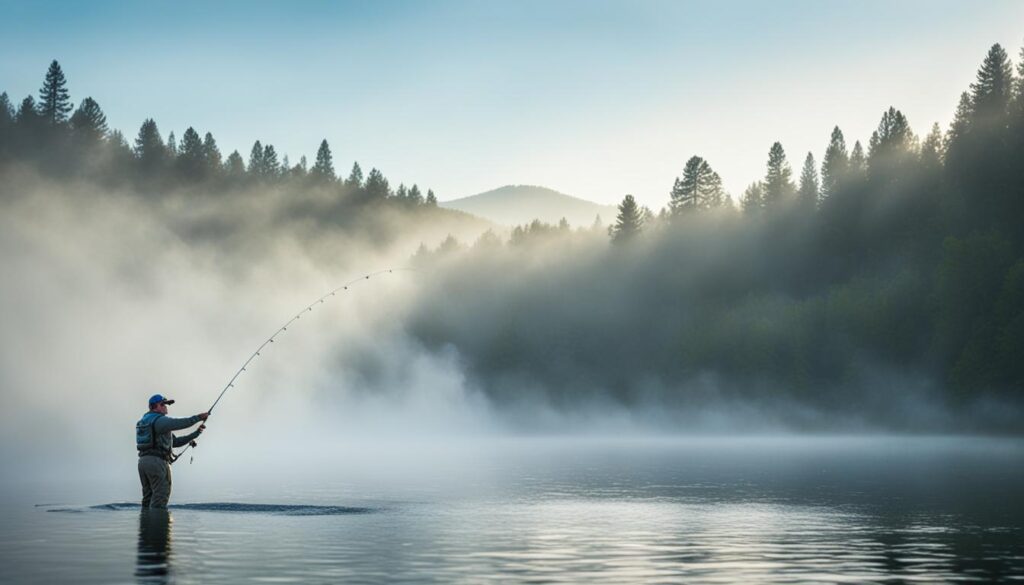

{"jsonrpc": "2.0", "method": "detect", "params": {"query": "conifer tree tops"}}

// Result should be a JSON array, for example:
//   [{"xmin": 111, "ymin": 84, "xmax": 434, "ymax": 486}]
[{"xmin": 38, "ymin": 60, "xmax": 72, "ymax": 125}]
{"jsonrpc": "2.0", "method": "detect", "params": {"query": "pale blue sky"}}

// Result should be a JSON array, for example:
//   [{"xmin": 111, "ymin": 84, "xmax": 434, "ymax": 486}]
[{"xmin": 2, "ymin": 1, "xmax": 1022, "ymax": 210}]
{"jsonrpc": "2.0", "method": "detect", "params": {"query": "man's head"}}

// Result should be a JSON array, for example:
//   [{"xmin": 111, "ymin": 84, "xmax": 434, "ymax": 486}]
[{"xmin": 148, "ymin": 394, "xmax": 175, "ymax": 414}]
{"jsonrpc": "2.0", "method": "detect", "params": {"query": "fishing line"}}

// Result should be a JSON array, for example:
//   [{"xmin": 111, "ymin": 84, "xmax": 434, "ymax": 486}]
[{"xmin": 171, "ymin": 267, "xmax": 417, "ymax": 464}]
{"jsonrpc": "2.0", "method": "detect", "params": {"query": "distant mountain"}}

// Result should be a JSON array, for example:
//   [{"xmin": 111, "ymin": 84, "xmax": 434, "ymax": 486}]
[{"xmin": 441, "ymin": 185, "xmax": 618, "ymax": 228}]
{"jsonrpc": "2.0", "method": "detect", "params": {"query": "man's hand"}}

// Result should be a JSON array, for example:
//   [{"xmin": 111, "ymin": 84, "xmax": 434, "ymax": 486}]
[
  {"xmin": 197, "ymin": 412, "xmax": 210, "ymax": 421},
  {"xmin": 197, "ymin": 424, "xmax": 206, "ymax": 434}
]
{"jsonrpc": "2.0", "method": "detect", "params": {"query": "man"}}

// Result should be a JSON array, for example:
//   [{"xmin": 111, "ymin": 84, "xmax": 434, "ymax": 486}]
[{"xmin": 136, "ymin": 394, "xmax": 210, "ymax": 509}]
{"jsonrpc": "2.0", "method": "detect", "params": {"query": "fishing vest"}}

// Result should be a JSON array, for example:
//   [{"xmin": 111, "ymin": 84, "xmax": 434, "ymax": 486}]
[{"xmin": 136, "ymin": 412, "xmax": 170, "ymax": 459}]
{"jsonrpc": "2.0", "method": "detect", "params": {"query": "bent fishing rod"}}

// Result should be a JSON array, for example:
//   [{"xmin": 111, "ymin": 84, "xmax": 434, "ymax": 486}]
[{"xmin": 171, "ymin": 267, "xmax": 416, "ymax": 464}]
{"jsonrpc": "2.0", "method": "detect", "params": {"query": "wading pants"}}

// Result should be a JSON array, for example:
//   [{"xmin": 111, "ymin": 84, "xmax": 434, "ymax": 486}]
[{"xmin": 138, "ymin": 455, "xmax": 172, "ymax": 509}]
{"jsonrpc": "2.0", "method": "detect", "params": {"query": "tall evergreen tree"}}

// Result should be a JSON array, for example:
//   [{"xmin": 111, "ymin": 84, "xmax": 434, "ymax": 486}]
[
  {"xmin": 134, "ymin": 118, "xmax": 167, "ymax": 170},
  {"xmin": 946, "ymin": 92, "xmax": 973, "ymax": 151},
  {"xmin": 38, "ymin": 60, "xmax": 72, "ymax": 125},
  {"xmin": 166, "ymin": 131, "xmax": 177, "ymax": 156},
  {"xmin": 395, "ymin": 183, "xmax": 408, "ymax": 201},
  {"xmin": 0, "ymin": 92, "xmax": 13, "ymax": 154},
  {"xmin": 610, "ymin": 194, "xmax": 642, "ymax": 244},
  {"xmin": 177, "ymin": 127, "xmax": 205, "ymax": 177},
  {"xmin": 821, "ymin": 126, "xmax": 849, "ymax": 198},
  {"xmin": 868, "ymin": 107, "xmax": 915, "ymax": 164},
  {"xmin": 345, "ymin": 161, "xmax": 363, "ymax": 188},
  {"xmin": 69, "ymin": 97, "xmax": 108, "ymax": 144},
  {"xmin": 310, "ymin": 139, "xmax": 336, "ymax": 181},
  {"xmin": 670, "ymin": 156, "xmax": 724, "ymax": 214},
  {"xmin": 248, "ymin": 141, "xmax": 264, "ymax": 177},
  {"xmin": 202, "ymin": 132, "xmax": 222, "ymax": 171},
  {"xmin": 921, "ymin": 122, "xmax": 944, "ymax": 168},
  {"xmin": 225, "ymin": 150, "xmax": 246, "ymax": 178},
  {"xmin": 106, "ymin": 129, "xmax": 133, "ymax": 163},
  {"xmin": 0, "ymin": 92, "xmax": 12, "ymax": 128},
  {"xmin": 425, "ymin": 189, "xmax": 438, "ymax": 207},
  {"xmin": 849, "ymin": 141, "xmax": 867, "ymax": 178},
  {"xmin": 740, "ymin": 181, "xmax": 765, "ymax": 214},
  {"xmin": 262, "ymin": 144, "xmax": 280, "ymax": 178},
  {"xmin": 970, "ymin": 43, "xmax": 1014, "ymax": 122},
  {"xmin": 364, "ymin": 168, "xmax": 390, "ymax": 200},
  {"xmin": 409, "ymin": 184, "xmax": 424, "ymax": 205},
  {"xmin": 763, "ymin": 142, "xmax": 794, "ymax": 206},
  {"xmin": 797, "ymin": 152, "xmax": 819, "ymax": 208},
  {"xmin": 16, "ymin": 96, "xmax": 41, "ymax": 128}
]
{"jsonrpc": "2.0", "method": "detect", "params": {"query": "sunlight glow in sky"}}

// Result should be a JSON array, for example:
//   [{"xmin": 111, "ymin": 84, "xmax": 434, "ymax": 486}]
[{"xmin": 2, "ymin": 0, "xmax": 1022, "ymax": 210}]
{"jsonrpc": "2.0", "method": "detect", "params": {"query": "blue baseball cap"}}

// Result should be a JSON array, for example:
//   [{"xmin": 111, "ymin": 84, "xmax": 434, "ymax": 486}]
[{"xmin": 148, "ymin": 394, "xmax": 175, "ymax": 406}]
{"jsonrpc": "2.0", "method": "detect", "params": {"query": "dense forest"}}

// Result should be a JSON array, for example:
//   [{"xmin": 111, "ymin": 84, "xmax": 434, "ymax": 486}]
[
  {"xmin": 406, "ymin": 42, "xmax": 1024, "ymax": 431},
  {"xmin": 2, "ymin": 44, "xmax": 1023, "ymax": 431}
]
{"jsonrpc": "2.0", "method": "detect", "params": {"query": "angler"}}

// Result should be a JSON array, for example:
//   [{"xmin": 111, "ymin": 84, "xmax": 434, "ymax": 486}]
[{"xmin": 136, "ymin": 394, "xmax": 209, "ymax": 508}]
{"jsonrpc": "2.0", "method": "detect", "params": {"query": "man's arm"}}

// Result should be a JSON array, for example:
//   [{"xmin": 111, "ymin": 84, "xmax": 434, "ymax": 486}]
[
  {"xmin": 153, "ymin": 414, "xmax": 203, "ymax": 433},
  {"xmin": 173, "ymin": 427, "xmax": 203, "ymax": 448}
]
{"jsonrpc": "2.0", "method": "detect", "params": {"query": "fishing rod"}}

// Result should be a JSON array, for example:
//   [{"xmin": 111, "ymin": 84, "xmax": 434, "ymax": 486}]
[{"xmin": 171, "ymin": 267, "xmax": 416, "ymax": 464}]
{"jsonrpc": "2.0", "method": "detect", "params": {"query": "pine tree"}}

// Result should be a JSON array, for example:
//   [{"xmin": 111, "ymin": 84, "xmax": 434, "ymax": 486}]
[
  {"xmin": 409, "ymin": 184, "xmax": 424, "ymax": 205},
  {"xmin": 69, "ymin": 97, "xmax": 108, "ymax": 144},
  {"xmin": 1015, "ymin": 44, "xmax": 1024, "ymax": 118},
  {"xmin": 225, "ymin": 150, "xmax": 246, "ymax": 178},
  {"xmin": 425, "ymin": 189, "xmax": 438, "ymax": 207},
  {"xmin": 970, "ymin": 43, "xmax": 1014, "ymax": 121},
  {"xmin": 0, "ymin": 93, "xmax": 12, "ymax": 154},
  {"xmin": 248, "ymin": 141, "xmax": 264, "ymax": 177},
  {"xmin": 849, "ymin": 141, "xmax": 866, "ymax": 178},
  {"xmin": 310, "ymin": 139, "xmax": 335, "ymax": 181},
  {"xmin": 203, "ymin": 132, "xmax": 222, "ymax": 171},
  {"xmin": 946, "ymin": 92, "xmax": 973, "ymax": 154},
  {"xmin": 345, "ymin": 161, "xmax": 363, "ymax": 188},
  {"xmin": 38, "ymin": 60, "xmax": 72, "ymax": 125},
  {"xmin": 868, "ymin": 107, "xmax": 914, "ymax": 162},
  {"xmin": 134, "ymin": 118, "xmax": 166, "ymax": 170},
  {"xmin": 610, "ymin": 194, "xmax": 642, "ymax": 243},
  {"xmin": 395, "ymin": 184, "xmax": 408, "ymax": 201},
  {"xmin": 741, "ymin": 181, "xmax": 765, "ymax": 214},
  {"xmin": 821, "ymin": 126, "xmax": 849, "ymax": 198},
  {"xmin": 177, "ymin": 127, "xmax": 204, "ymax": 177},
  {"xmin": 0, "ymin": 92, "xmax": 13, "ymax": 128},
  {"xmin": 364, "ymin": 168, "xmax": 390, "ymax": 200},
  {"xmin": 262, "ymin": 144, "xmax": 280, "ymax": 178},
  {"xmin": 670, "ymin": 156, "xmax": 724, "ymax": 214},
  {"xmin": 763, "ymin": 142, "xmax": 794, "ymax": 206},
  {"xmin": 797, "ymin": 152, "xmax": 819, "ymax": 208},
  {"xmin": 106, "ymin": 129, "xmax": 133, "ymax": 163},
  {"xmin": 16, "ymin": 96, "xmax": 41, "ymax": 128},
  {"xmin": 166, "ymin": 132, "xmax": 177, "ymax": 156},
  {"xmin": 921, "ymin": 122, "xmax": 944, "ymax": 168}
]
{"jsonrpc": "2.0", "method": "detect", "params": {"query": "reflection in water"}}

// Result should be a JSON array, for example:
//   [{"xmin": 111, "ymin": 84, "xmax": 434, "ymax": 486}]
[{"xmin": 135, "ymin": 509, "xmax": 172, "ymax": 583}]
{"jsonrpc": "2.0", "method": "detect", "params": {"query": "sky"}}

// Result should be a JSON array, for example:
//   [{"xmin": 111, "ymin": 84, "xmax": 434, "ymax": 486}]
[{"xmin": 1, "ymin": 0, "xmax": 1022, "ymax": 210}]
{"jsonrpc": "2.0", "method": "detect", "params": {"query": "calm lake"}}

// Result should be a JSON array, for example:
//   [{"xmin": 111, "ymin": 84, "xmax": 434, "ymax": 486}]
[{"xmin": 2, "ymin": 437, "xmax": 1022, "ymax": 583}]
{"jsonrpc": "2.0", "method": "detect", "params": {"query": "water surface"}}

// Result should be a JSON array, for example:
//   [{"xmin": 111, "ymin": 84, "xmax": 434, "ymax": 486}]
[{"xmin": 2, "ymin": 437, "xmax": 1022, "ymax": 583}]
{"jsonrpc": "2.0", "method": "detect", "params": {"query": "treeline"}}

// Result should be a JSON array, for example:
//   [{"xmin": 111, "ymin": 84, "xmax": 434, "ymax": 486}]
[
  {"xmin": 0, "ymin": 60, "xmax": 439, "ymax": 210},
  {"xmin": 411, "ymin": 42, "xmax": 1024, "ymax": 417}
]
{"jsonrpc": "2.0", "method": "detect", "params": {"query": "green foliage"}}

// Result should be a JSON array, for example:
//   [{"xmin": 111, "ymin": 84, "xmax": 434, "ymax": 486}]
[
  {"xmin": 69, "ymin": 97, "xmax": 108, "ymax": 143},
  {"xmin": 134, "ymin": 118, "xmax": 166, "ymax": 170},
  {"xmin": 763, "ymin": 142, "xmax": 794, "ymax": 206},
  {"xmin": 364, "ymin": 167, "xmax": 390, "ymax": 200},
  {"xmin": 670, "ymin": 155, "xmax": 725, "ymax": 214},
  {"xmin": 38, "ymin": 60, "xmax": 72, "ymax": 125},
  {"xmin": 797, "ymin": 152, "xmax": 819, "ymax": 208},
  {"xmin": 820, "ymin": 126, "xmax": 848, "ymax": 199},
  {"xmin": 970, "ymin": 43, "xmax": 1014, "ymax": 122},
  {"xmin": 311, "ymin": 139, "xmax": 335, "ymax": 182},
  {"xmin": 610, "ymin": 194, "xmax": 642, "ymax": 244}
]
